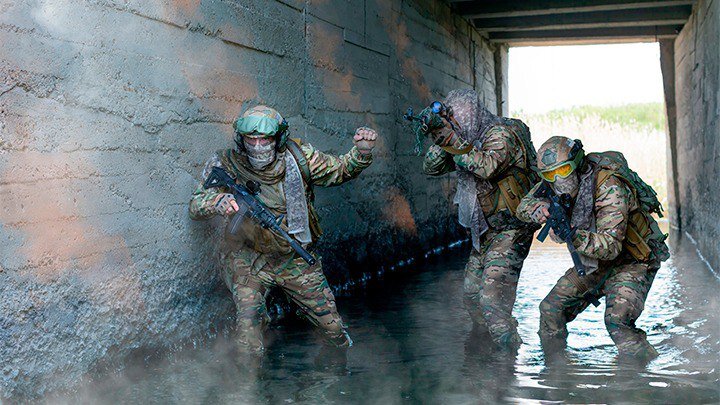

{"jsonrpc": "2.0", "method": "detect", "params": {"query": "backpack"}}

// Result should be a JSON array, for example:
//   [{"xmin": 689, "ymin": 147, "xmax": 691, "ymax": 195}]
[
  {"xmin": 586, "ymin": 151, "xmax": 664, "ymax": 217},
  {"xmin": 502, "ymin": 117, "xmax": 539, "ymax": 180}
]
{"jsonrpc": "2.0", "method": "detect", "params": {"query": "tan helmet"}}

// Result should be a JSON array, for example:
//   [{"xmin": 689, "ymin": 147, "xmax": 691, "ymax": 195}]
[{"xmin": 536, "ymin": 136, "xmax": 585, "ymax": 182}]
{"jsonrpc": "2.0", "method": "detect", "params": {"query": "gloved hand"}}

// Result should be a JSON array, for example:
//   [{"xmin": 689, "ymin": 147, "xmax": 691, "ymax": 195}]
[
  {"xmin": 353, "ymin": 127, "xmax": 378, "ymax": 155},
  {"xmin": 418, "ymin": 107, "xmax": 446, "ymax": 134},
  {"xmin": 213, "ymin": 193, "xmax": 239, "ymax": 216},
  {"xmin": 529, "ymin": 201, "xmax": 550, "ymax": 223},
  {"xmin": 551, "ymin": 224, "xmax": 574, "ymax": 241},
  {"xmin": 548, "ymin": 229, "xmax": 564, "ymax": 243}
]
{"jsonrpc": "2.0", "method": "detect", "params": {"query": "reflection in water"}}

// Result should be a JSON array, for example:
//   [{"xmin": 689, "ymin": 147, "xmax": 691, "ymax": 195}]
[{"xmin": 53, "ymin": 232, "xmax": 719, "ymax": 403}]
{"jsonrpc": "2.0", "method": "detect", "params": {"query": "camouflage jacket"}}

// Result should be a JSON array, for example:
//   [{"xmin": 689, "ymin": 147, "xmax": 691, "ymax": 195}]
[
  {"xmin": 517, "ymin": 173, "xmax": 668, "ymax": 264},
  {"xmin": 189, "ymin": 143, "xmax": 372, "ymax": 254},
  {"xmin": 423, "ymin": 123, "xmax": 536, "ymax": 224}
]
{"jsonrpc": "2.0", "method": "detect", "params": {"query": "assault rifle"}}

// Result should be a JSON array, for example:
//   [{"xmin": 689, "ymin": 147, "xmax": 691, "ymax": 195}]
[
  {"xmin": 203, "ymin": 166, "xmax": 317, "ymax": 266},
  {"xmin": 403, "ymin": 102, "xmax": 451, "ymax": 155},
  {"xmin": 534, "ymin": 182, "xmax": 600, "ymax": 306}
]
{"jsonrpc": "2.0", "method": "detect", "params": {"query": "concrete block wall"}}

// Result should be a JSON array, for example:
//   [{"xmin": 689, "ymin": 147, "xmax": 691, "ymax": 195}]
[
  {"xmin": 673, "ymin": 0, "xmax": 720, "ymax": 272},
  {"xmin": 0, "ymin": 0, "xmax": 500, "ymax": 397}
]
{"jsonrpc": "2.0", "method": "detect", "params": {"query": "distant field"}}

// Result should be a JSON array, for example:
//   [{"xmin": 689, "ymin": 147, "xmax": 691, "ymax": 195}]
[{"xmin": 512, "ymin": 103, "xmax": 668, "ymax": 206}]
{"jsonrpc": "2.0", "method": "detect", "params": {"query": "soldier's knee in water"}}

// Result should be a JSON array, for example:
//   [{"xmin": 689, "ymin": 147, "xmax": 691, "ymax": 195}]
[
  {"xmin": 539, "ymin": 296, "xmax": 557, "ymax": 317},
  {"xmin": 538, "ymin": 298, "xmax": 564, "ymax": 331},
  {"xmin": 463, "ymin": 279, "xmax": 479, "ymax": 300},
  {"xmin": 604, "ymin": 311, "xmax": 627, "ymax": 333}
]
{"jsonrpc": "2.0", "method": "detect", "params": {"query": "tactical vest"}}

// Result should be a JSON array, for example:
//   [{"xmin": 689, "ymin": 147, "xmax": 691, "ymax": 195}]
[
  {"xmin": 477, "ymin": 119, "xmax": 539, "ymax": 218},
  {"xmin": 217, "ymin": 141, "xmax": 322, "ymax": 254},
  {"xmin": 586, "ymin": 152, "xmax": 669, "ymax": 263}
]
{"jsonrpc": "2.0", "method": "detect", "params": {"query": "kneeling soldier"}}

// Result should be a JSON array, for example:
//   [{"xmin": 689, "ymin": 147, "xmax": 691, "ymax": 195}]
[
  {"xmin": 190, "ymin": 105, "xmax": 377, "ymax": 354},
  {"xmin": 517, "ymin": 136, "xmax": 669, "ymax": 360}
]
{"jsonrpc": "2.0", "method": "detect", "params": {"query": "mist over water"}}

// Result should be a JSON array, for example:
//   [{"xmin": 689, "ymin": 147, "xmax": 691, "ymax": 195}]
[{"xmin": 50, "ymin": 232, "xmax": 720, "ymax": 404}]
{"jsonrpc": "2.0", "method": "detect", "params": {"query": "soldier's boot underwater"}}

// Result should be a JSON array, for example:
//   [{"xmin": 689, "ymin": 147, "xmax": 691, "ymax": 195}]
[
  {"xmin": 313, "ymin": 343, "xmax": 349, "ymax": 372},
  {"xmin": 312, "ymin": 321, "xmax": 351, "ymax": 372},
  {"xmin": 234, "ymin": 317, "xmax": 266, "ymax": 355},
  {"xmin": 606, "ymin": 317, "xmax": 659, "ymax": 362},
  {"xmin": 538, "ymin": 301, "xmax": 572, "ymax": 364},
  {"xmin": 464, "ymin": 270, "xmax": 523, "ymax": 350},
  {"xmin": 464, "ymin": 295, "xmax": 522, "ymax": 350},
  {"xmin": 603, "ymin": 264, "xmax": 659, "ymax": 362},
  {"xmin": 482, "ymin": 305, "xmax": 522, "ymax": 351}
]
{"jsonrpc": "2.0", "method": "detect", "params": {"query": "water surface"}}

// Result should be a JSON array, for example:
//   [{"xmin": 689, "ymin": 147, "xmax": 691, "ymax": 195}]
[{"xmin": 53, "ymin": 233, "xmax": 720, "ymax": 403}]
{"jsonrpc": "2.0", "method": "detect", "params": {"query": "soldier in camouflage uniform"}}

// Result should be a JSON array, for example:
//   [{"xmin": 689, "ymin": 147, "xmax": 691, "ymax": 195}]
[
  {"xmin": 516, "ymin": 136, "xmax": 669, "ymax": 360},
  {"xmin": 419, "ymin": 89, "xmax": 539, "ymax": 349},
  {"xmin": 189, "ymin": 105, "xmax": 377, "ymax": 354}
]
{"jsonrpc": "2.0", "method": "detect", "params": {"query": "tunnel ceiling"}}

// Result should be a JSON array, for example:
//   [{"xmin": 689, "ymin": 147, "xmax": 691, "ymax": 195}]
[{"xmin": 450, "ymin": 0, "xmax": 694, "ymax": 45}]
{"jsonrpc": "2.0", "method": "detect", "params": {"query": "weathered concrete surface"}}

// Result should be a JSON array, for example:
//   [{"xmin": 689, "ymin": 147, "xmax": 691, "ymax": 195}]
[
  {"xmin": 0, "ymin": 0, "xmax": 499, "ymax": 398},
  {"xmin": 672, "ymin": 0, "xmax": 720, "ymax": 272}
]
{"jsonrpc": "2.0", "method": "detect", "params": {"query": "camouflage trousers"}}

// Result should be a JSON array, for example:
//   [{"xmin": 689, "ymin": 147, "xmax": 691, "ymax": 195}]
[
  {"xmin": 220, "ymin": 249, "xmax": 351, "ymax": 354},
  {"xmin": 463, "ymin": 227, "xmax": 534, "ymax": 348},
  {"xmin": 539, "ymin": 261, "xmax": 659, "ymax": 359}
]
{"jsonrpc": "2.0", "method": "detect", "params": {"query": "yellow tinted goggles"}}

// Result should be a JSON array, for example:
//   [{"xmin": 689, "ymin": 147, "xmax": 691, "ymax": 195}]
[{"xmin": 539, "ymin": 162, "xmax": 575, "ymax": 182}]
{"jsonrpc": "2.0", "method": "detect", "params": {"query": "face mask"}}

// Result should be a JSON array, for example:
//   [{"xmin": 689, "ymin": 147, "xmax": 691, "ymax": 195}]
[
  {"xmin": 552, "ymin": 172, "xmax": 579, "ymax": 198},
  {"xmin": 242, "ymin": 137, "xmax": 277, "ymax": 170}
]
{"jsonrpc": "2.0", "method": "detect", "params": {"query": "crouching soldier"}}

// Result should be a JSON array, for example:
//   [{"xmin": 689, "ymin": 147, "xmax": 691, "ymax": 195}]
[
  {"xmin": 419, "ymin": 89, "xmax": 539, "ymax": 349},
  {"xmin": 516, "ymin": 136, "xmax": 669, "ymax": 361},
  {"xmin": 189, "ymin": 105, "xmax": 377, "ymax": 354}
]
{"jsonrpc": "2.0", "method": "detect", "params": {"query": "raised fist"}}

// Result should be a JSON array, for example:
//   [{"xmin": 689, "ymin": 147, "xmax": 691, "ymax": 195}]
[{"xmin": 353, "ymin": 126, "xmax": 378, "ymax": 155}]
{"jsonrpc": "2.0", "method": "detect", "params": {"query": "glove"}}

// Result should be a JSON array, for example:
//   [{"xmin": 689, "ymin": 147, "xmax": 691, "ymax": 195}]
[
  {"xmin": 529, "ymin": 201, "xmax": 550, "ymax": 223},
  {"xmin": 430, "ymin": 125, "xmax": 472, "ymax": 155},
  {"xmin": 213, "ymin": 193, "xmax": 239, "ymax": 216},
  {"xmin": 418, "ymin": 107, "xmax": 446, "ymax": 134}
]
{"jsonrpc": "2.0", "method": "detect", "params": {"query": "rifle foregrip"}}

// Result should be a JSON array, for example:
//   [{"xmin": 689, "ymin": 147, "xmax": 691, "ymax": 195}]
[{"xmin": 537, "ymin": 223, "xmax": 551, "ymax": 242}]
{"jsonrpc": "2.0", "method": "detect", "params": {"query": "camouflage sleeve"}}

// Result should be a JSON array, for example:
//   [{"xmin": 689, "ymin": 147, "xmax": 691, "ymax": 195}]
[
  {"xmin": 515, "ymin": 182, "xmax": 544, "ymax": 223},
  {"xmin": 452, "ymin": 127, "xmax": 518, "ymax": 180},
  {"xmin": 302, "ymin": 143, "xmax": 373, "ymax": 187},
  {"xmin": 422, "ymin": 145, "xmax": 456, "ymax": 175},
  {"xmin": 572, "ymin": 175, "xmax": 631, "ymax": 260},
  {"xmin": 189, "ymin": 153, "xmax": 228, "ymax": 220}
]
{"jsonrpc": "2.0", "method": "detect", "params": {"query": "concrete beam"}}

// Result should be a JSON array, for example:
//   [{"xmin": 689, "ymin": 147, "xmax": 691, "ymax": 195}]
[
  {"xmin": 659, "ymin": 39, "xmax": 681, "ymax": 228},
  {"xmin": 455, "ymin": 0, "xmax": 695, "ymax": 19},
  {"xmin": 473, "ymin": 5, "xmax": 692, "ymax": 32},
  {"xmin": 493, "ymin": 45, "xmax": 509, "ymax": 116},
  {"xmin": 489, "ymin": 25, "xmax": 683, "ymax": 44}
]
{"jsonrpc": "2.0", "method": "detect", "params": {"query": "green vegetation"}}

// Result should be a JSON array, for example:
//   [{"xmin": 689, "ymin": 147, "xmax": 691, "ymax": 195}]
[
  {"xmin": 513, "ymin": 102, "xmax": 666, "ymax": 132},
  {"xmin": 511, "ymin": 102, "xmax": 669, "ymax": 206}
]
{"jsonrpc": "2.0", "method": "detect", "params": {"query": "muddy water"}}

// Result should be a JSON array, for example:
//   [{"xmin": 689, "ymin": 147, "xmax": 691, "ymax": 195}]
[{"xmin": 52, "ymin": 232, "xmax": 719, "ymax": 404}]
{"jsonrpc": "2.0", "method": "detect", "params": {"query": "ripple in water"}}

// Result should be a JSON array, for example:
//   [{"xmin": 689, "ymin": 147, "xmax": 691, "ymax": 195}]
[{"xmin": 50, "ymin": 232, "xmax": 720, "ymax": 404}]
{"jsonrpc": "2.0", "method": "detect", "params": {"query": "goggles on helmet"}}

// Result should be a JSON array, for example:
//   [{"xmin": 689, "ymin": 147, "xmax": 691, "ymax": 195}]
[
  {"xmin": 538, "ymin": 149, "xmax": 584, "ymax": 182},
  {"xmin": 234, "ymin": 115, "xmax": 287, "ymax": 137}
]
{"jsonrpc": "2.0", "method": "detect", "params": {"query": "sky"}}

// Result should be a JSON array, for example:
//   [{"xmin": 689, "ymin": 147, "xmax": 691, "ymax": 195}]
[{"xmin": 508, "ymin": 43, "xmax": 665, "ymax": 114}]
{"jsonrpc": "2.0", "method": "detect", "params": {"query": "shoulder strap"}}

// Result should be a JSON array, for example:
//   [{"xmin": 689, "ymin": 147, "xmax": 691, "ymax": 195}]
[
  {"xmin": 220, "ymin": 149, "xmax": 242, "ymax": 180},
  {"xmin": 285, "ymin": 138, "xmax": 312, "ymax": 185}
]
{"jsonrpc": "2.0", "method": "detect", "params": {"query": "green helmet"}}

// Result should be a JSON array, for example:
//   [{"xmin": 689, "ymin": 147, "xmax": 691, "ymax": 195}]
[
  {"xmin": 536, "ymin": 136, "xmax": 585, "ymax": 182},
  {"xmin": 234, "ymin": 105, "xmax": 289, "ymax": 147}
]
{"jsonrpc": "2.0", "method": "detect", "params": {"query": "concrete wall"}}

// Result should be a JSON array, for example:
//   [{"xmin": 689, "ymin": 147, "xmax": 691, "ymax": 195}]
[
  {"xmin": 672, "ymin": 0, "xmax": 720, "ymax": 272},
  {"xmin": 0, "ymin": 0, "xmax": 499, "ymax": 398}
]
